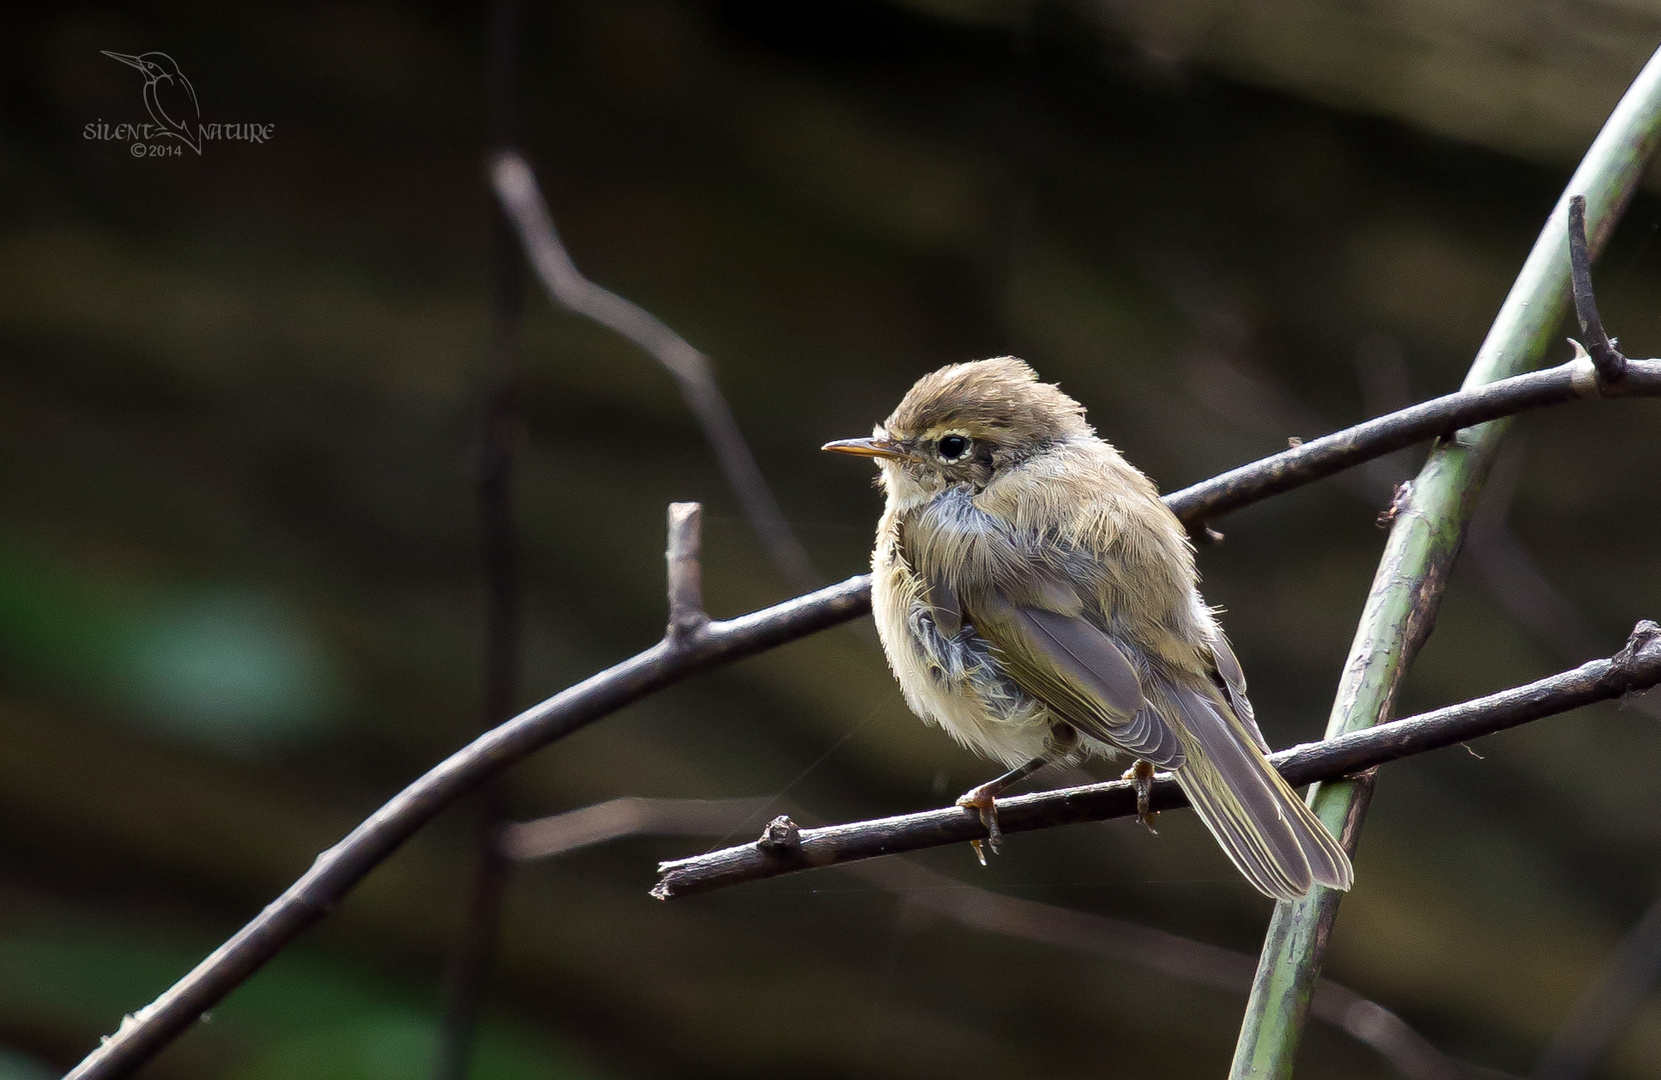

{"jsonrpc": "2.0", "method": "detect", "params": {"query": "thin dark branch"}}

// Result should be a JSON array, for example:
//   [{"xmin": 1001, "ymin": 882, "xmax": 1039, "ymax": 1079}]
[
  {"xmin": 1163, "ymin": 355, "xmax": 1661, "ymax": 531},
  {"xmin": 1184, "ymin": 352, "xmax": 1414, "ymax": 505},
  {"xmin": 432, "ymin": 818, "xmax": 510, "ymax": 1080},
  {"xmin": 1187, "ymin": 354, "xmax": 1657, "ymax": 718},
  {"xmin": 504, "ymin": 797, "xmax": 1500, "ymax": 1080},
  {"xmin": 489, "ymin": 150, "xmax": 818, "ymax": 592},
  {"xmin": 432, "ymin": 4, "xmax": 526, "ymax": 1074},
  {"xmin": 500, "ymin": 796, "xmax": 781, "ymax": 860},
  {"xmin": 61, "ymin": 352, "xmax": 1661, "ymax": 1079},
  {"xmin": 652, "ymin": 622, "xmax": 1661, "ymax": 899},
  {"xmin": 1567, "ymin": 194, "xmax": 1628, "ymax": 382},
  {"xmin": 1532, "ymin": 892, "xmax": 1661, "ymax": 1080}
]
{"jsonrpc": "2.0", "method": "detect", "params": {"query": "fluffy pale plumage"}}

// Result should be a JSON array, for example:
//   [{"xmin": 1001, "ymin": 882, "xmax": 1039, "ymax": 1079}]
[{"xmin": 852, "ymin": 357, "xmax": 1352, "ymax": 901}]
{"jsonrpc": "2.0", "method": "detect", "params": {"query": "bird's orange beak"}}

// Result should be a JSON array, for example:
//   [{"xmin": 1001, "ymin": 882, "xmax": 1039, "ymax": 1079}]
[{"xmin": 822, "ymin": 437, "xmax": 905, "ymax": 460}]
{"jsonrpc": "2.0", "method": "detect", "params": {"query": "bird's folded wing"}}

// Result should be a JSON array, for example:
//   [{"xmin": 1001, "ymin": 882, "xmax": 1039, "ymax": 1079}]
[
  {"xmin": 971, "ymin": 595, "xmax": 1185, "ymax": 767},
  {"xmin": 896, "ymin": 516, "xmax": 963, "ymax": 637}
]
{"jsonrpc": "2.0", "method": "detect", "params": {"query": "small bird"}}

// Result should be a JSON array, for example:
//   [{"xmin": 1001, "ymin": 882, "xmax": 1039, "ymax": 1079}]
[
  {"xmin": 823, "ymin": 357, "xmax": 1352, "ymax": 900},
  {"xmin": 102, "ymin": 51, "xmax": 201, "ymax": 153}
]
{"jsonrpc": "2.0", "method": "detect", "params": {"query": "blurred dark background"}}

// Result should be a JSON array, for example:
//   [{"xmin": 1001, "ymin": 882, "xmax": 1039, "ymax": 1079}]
[{"xmin": 2, "ymin": 2, "xmax": 1661, "ymax": 1078}]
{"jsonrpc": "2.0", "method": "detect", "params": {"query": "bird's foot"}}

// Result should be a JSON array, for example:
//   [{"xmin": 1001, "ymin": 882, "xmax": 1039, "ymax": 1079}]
[
  {"xmin": 956, "ymin": 783, "xmax": 1005, "ymax": 860},
  {"xmin": 953, "ymin": 756, "xmax": 1048, "ymax": 863},
  {"xmin": 1122, "ymin": 760, "xmax": 1159, "ymax": 832}
]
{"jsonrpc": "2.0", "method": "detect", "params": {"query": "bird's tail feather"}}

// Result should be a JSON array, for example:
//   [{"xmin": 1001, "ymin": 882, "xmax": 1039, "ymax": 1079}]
[{"xmin": 1166, "ymin": 684, "xmax": 1353, "ymax": 901}]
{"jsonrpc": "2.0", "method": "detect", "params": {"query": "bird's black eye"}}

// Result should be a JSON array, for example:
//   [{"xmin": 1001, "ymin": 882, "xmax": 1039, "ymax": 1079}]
[{"xmin": 937, "ymin": 435, "xmax": 969, "ymax": 460}]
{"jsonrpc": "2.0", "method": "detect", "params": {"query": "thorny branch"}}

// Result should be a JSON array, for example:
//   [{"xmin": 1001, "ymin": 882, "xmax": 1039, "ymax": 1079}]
[
  {"xmin": 490, "ymin": 150, "xmax": 819, "ymax": 592},
  {"xmin": 505, "ymin": 798, "xmax": 1502, "ymax": 1080},
  {"xmin": 63, "ymin": 350, "xmax": 1661, "ymax": 1079},
  {"xmin": 651, "ymin": 622, "xmax": 1661, "ymax": 898}
]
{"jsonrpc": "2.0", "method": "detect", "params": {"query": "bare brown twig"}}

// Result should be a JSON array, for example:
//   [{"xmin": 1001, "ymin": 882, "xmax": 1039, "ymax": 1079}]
[
  {"xmin": 62, "ymin": 350, "xmax": 1661, "ymax": 1079},
  {"xmin": 652, "ymin": 622, "xmax": 1661, "ymax": 898},
  {"xmin": 1567, "ymin": 194, "xmax": 1628, "ymax": 382},
  {"xmin": 1186, "ymin": 354, "xmax": 1655, "ymax": 716},
  {"xmin": 490, "ymin": 150, "xmax": 818, "ymax": 592},
  {"xmin": 1163, "ymin": 355, "xmax": 1661, "ymax": 532},
  {"xmin": 504, "ymin": 797, "xmax": 1499, "ymax": 1080}
]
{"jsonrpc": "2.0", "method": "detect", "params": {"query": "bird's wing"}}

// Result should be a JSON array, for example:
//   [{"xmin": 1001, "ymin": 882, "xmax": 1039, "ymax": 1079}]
[
  {"xmin": 1207, "ymin": 631, "xmax": 1269, "ymax": 753},
  {"xmin": 968, "ymin": 589, "xmax": 1185, "ymax": 768},
  {"xmin": 895, "ymin": 517, "xmax": 962, "ymax": 637},
  {"xmin": 901, "ymin": 488, "xmax": 1183, "ymax": 766}
]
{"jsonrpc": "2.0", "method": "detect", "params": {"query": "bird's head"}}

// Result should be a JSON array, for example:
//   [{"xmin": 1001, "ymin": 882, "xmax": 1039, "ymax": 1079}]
[
  {"xmin": 823, "ymin": 357, "xmax": 1090, "ymax": 503},
  {"xmin": 102, "ymin": 51, "xmax": 186, "ymax": 83}
]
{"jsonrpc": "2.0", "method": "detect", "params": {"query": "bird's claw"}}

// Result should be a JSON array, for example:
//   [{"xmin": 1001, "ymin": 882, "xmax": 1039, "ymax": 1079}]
[
  {"xmin": 1123, "ymin": 760, "xmax": 1159, "ymax": 832},
  {"xmin": 956, "ymin": 785, "xmax": 1004, "ymax": 859}
]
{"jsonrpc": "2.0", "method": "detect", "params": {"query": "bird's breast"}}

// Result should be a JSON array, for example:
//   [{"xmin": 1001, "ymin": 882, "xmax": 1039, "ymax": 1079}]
[{"xmin": 871, "ymin": 501, "xmax": 1052, "ymax": 768}]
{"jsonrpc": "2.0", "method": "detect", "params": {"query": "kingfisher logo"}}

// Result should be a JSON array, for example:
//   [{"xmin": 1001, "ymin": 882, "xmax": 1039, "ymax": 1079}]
[{"xmin": 87, "ymin": 51, "xmax": 274, "ymax": 157}]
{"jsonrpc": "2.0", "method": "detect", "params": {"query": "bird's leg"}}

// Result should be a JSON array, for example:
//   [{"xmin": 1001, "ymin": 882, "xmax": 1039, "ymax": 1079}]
[
  {"xmin": 957, "ymin": 756, "xmax": 1047, "ymax": 860},
  {"xmin": 1122, "ymin": 759, "xmax": 1158, "ymax": 832}
]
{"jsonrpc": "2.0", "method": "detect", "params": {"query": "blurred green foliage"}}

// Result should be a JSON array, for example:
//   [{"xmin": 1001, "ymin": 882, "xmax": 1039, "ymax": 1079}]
[
  {"xmin": 1, "ymin": 2, "xmax": 1660, "ymax": 1079},
  {"xmin": 0, "ymin": 543, "xmax": 343, "ymax": 747}
]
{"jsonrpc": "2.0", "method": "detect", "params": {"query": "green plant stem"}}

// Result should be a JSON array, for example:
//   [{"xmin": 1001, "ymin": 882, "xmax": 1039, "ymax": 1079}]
[{"xmin": 1228, "ymin": 44, "xmax": 1661, "ymax": 1080}]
